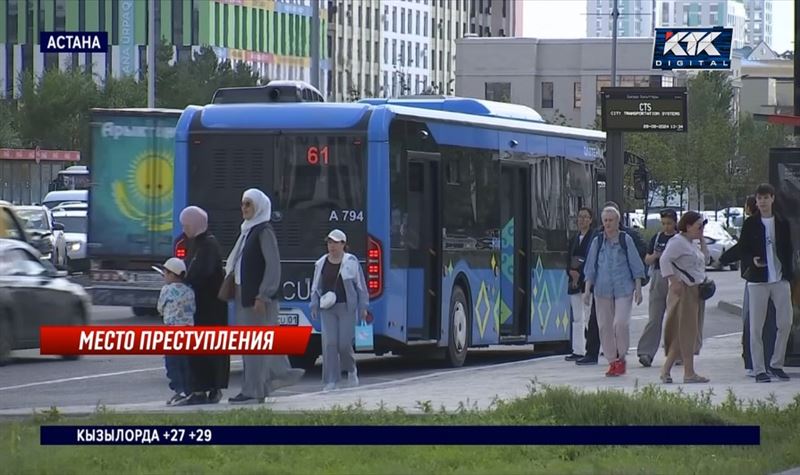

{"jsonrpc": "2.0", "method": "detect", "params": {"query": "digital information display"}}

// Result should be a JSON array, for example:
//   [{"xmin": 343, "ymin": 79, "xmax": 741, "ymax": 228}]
[{"xmin": 600, "ymin": 87, "xmax": 688, "ymax": 133}]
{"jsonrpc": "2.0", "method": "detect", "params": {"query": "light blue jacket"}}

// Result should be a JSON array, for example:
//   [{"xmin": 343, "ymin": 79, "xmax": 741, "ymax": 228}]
[
  {"xmin": 584, "ymin": 232, "xmax": 646, "ymax": 299},
  {"xmin": 310, "ymin": 252, "xmax": 369, "ymax": 316}
]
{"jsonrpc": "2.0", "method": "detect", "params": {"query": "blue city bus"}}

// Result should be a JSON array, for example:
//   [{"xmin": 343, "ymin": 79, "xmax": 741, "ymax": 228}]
[{"xmin": 173, "ymin": 97, "xmax": 605, "ymax": 368}]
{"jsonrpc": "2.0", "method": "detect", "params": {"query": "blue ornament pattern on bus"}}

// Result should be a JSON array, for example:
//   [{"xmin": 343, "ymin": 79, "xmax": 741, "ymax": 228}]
[
  {"xmin": 530, "ymin": 256, "xmax": 570, "ymax": 339},
  {"xmin": 500, "ymin": 218, "xmax": 514, "ymax": 327}
]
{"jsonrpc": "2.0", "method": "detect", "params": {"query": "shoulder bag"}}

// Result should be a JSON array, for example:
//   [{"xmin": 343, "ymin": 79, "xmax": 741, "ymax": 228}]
[{"xmin": 672, "ymin": 262, "xmax": 716, "ymax": 300}]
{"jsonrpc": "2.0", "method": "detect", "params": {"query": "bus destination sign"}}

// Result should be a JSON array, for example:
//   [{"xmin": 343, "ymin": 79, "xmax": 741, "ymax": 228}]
[{"xmin": 600, "ymin": 87, "xmax": 687, "ymax": 133}]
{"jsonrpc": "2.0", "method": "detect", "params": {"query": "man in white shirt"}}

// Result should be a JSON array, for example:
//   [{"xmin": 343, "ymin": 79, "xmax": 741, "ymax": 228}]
[{"xmin": 739, "ymin": 184, "xmax": 794, "ymax": 383}]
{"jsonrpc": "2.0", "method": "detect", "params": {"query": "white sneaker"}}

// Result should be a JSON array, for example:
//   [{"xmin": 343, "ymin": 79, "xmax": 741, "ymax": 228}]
[
  {"xmin": 322, "ymin": 383, "xmax": 336, "ymax": 392},
  {"xmin": 346, "ymin": 370, "xmax": 359, "ymax": 388},
  {"xmin": 745, "ymin": 369, "xmax": 755, "ymax": 377}
]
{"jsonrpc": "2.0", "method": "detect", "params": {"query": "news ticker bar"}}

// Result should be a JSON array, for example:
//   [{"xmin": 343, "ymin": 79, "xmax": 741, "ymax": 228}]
[
  {"xmin": 40, "ymin": 425, "xmax": 760, "ymax": 446},
  {"xmin": 39, "ymin": 326, "xmax": 312, "ymax": 356}
]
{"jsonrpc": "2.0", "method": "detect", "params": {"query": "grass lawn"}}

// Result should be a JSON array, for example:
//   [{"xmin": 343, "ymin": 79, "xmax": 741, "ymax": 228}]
[{"xmin": 2, "ymin": 385, "xmax": 800, "ymax": 474}]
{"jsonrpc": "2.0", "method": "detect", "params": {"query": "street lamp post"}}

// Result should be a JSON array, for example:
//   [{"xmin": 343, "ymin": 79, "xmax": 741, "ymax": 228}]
[
  {"xmin": 147, "ymin": 0, "xmax": 155, "ymax": 108},
  {"xmin": 607, "ymin": 0, "xmax": 626, "ymax": 213},
  {"xmin": 611, "ymin": 0, "xmax": 619, "ymax": 87},
  {"xmin": 310, "ymin": 0, "xmax": 320, "ymax": 89}
]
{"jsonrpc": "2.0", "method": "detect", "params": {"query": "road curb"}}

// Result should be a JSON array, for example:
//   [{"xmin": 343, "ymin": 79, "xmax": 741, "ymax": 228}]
[{"xmin": 717, "ymin": 300, "xmax": 742, "ymax": 317}]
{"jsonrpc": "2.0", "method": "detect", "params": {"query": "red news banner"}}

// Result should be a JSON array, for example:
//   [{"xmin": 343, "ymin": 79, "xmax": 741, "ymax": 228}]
[{"xmin": 40, "ymin": 326, "xmax": 312, "ymax": 355}]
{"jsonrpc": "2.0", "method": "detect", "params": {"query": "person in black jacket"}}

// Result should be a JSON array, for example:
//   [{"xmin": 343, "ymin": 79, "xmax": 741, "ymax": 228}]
[
  {"xmin": 565, "ymin": 207, "xmax": 595, "ymax": 361},
  {"xmin": 739, "ymin": 183, "xmax": 794, "ymax": 383},
  {"xmin": 720, "ymin": 196, "xmax": 777, "ymax": 377},
  {"xmin": 178, "ymin": 206, "xmax": 230, "ymax": 405}
]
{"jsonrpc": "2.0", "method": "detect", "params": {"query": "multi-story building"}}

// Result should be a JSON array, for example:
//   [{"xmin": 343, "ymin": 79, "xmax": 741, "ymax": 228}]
[
  {"xmin": 588, "ymin": 1, "xmax": 764, "ymax": 49},
  {"xmin": 586, "ymin": 0, "xmax": 659, "ymax": 38},
  {"xmin": 0, "ymin": 0, "xmax": 329, "ymax": 98},
  {"xmin": 737, "ymin": 42, "xmax": 792, "ymax": 116},
  {"xmin": 330, "ymin": 0, "xmax": 382, "ymax": 100},
  {"xmin": 455, "ymin": 36, "xmax": 685, "ymax": 128},
  {"xmin": 657, "ymin": 1, "xmax": 747, "ymax": 48},
  {"xmin": 330, "ymin": 0, "xmax": 518, "ymax": 102},
  {"xmin": 469, "ymin": 0, "xmax": 523, "ymax": 37},
  {"xmin": 743, "ymin": 0, "xmax": 772, "ymax": 47}
]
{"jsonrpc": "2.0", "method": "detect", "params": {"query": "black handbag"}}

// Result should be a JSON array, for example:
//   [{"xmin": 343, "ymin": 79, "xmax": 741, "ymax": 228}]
[{"xmin": 673, "ymin": 262, "xmax": 716, "ymax": 301}]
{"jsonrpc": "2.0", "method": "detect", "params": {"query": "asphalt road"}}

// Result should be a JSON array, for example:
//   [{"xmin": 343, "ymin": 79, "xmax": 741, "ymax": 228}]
[{"xmin": 0, "ymin": 269, "xmax": 746, "ymax": 412}]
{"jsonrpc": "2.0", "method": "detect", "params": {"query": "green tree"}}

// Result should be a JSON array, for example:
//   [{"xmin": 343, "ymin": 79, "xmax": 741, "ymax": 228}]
[
  {"xmin": 16, "ymin": 67, "xmax": 100, "ymax": 152},
  {"xmin": 0, "ymin": 100, "xmax": 22, "ymax": 148},
  {"xmin": 101, "ymin": 75, "xmax": 147, "ymax": 108},
  {"xmin": 737, "ymin": 113, "xmax": 788, "ymax": 186},
  {"xmin": 155, "ymin": 44, "xmax": 262, "ymax": 108}
]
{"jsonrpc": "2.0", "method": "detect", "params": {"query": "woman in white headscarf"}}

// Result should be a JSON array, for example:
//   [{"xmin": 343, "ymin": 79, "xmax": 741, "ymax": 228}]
[{"xmin": 224, "ymin": 188, "xmax": 304, "ymax": 404}]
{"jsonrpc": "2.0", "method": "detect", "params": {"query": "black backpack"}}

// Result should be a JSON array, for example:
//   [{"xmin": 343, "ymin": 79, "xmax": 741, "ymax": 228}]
[{"xmin": 593, "ymin": 231, "xmax": 650, "ymax": 287}]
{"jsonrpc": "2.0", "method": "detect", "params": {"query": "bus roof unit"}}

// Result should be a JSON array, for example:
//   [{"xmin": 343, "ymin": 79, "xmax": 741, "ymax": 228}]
[{"xmin": 359, "ymin": 97, "xmax": 545, "ymax": 123}]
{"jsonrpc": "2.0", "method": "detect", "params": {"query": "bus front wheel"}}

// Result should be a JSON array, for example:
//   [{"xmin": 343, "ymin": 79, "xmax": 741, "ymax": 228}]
[{"xmin": 446, "ymin": 286, "xmax": 470, "ymax": 367}]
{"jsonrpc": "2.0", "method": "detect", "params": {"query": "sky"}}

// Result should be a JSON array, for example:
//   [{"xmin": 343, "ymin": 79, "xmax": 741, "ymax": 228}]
[{"xmin": 522, "ymin": 0, "xmax": 795, "ymax": 53}]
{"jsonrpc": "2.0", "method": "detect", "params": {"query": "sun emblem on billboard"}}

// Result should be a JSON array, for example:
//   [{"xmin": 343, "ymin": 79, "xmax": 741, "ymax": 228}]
[{"xmin": 112, "ymin": 152, "xmax": 173, "ymax": 232}]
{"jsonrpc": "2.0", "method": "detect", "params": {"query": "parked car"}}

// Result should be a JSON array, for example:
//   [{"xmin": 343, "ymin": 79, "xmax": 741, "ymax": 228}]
[
  {"xmin": 0, "ymin": 201, "xmax": 34, "ymax": 245},
  {"xmin": 42, "ymin": 189, "xmax": 88, "ymax": 209},
  {"xmin": 14, "ymin": 205, "xmax": 68, "ymax": 269},
  {"xmin": 704, "ymin": 221, "xmax": 739, "ymax": 271},
  {"xmin": 0, "ymin": 238, "xmax": 91, "ymax": 364},
  {"xmin": 51, "ymin": 207, "xmax": 89, "ymax": 272}
]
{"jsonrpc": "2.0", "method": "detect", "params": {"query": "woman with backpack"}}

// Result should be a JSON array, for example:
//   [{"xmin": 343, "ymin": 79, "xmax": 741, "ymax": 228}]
[
  {"xmin": 583, "ymin": 206, "xmax": 646, "ymax": 377},
  {"xmin": 636, "ymin": 209, "xmax": 678, "ymax": 368}
]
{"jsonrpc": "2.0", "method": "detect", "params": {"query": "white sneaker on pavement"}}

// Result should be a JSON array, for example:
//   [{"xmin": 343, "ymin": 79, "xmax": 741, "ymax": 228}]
[
  {"xmin": 345, "ymin": 370, "xmax": 359, "ymax": 388},
  {"xmin": 322, "ymin": 383, "xmax": 337, "ymax": 392}
]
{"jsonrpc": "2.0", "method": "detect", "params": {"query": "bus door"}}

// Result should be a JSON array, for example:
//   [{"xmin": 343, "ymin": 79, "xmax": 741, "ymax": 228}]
[
  {"xmin": 769, "ymin": 148, "xmax": 800, "ymax": 365},
  {"xmin": 500, "ymin": 162, "xmax": 531, "ymax": 337},
  {"xmin": 405, "ymin": 152, "xmax": 442, "ymax": 341}
]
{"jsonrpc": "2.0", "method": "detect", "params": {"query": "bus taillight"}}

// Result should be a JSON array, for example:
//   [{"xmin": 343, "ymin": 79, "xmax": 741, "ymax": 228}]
[
  {"xmin": 367, "ymin": 235, "xmax": 383, "ymax": 298},
  {"xmin": 175, "ymin": 238, "xmax": 187, "ymax": 259}
]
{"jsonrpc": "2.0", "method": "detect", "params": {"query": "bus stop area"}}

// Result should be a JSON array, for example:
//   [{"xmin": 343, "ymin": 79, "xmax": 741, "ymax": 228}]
[
  {"xmin": 0, "ymin": 331, "xmax": 796, "ymax": 418},
  {"xmin": 2, "ymin": 270, "xmax": 799, "ymax": 418}
]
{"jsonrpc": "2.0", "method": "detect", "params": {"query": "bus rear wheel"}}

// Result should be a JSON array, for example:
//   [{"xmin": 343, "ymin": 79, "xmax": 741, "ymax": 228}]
[{"xmin": 446, "ymin": 286, "xmax": 470, "ymax": 367}]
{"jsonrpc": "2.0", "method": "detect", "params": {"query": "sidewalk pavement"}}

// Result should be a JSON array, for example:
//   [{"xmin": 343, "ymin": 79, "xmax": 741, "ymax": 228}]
[
  {"xmin": 1, "ymin": 332, "xmax": 798, "ymax": 418},
  {"xmin": 718, "ymin": 298, "xmax": 744, "ymax": 317}
]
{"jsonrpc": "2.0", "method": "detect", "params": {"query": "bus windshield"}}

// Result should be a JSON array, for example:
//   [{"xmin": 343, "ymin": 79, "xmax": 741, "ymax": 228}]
[{"xmin": 188, "ymin": 133, "xmax": 366, "ymax": 259}]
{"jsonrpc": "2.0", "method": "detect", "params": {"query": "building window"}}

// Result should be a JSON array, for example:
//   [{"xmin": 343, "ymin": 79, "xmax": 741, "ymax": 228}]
[
  {"xmin": 541, "ymin": 82, "xmax": 554, "ymax": 109},
  {"xmin": 416, "ymin": 11, "xmax": 421, "ymax": 35},
  {"xmin": 384, "ymin": 39, "xmax": 389, "ymax": 64},
  {"xmin": 573, "ymin": 82, "xmax": 582, "ymax": 108},
  {"xmin": 401, "ymin": 7, "xmax": 405, "ymax": 33},
  {"xmin": 424, "ymin": 13, "xmax": 428, "ymax": 36},
  {"xmin": 392, "ymin": 7, "xmax": 397, "ymax": 32},
  {"xmin": 485, "ymin": 82, "xmax": 511, "ymax": 103},
  {"xmin": 366, "ymin": 7, "xmax": 371, "ymax": 28}
]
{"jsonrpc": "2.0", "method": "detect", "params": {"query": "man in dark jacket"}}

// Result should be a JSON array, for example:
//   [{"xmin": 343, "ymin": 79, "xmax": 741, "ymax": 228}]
[
  {"xmin": 739, "ymin": 183, "xmax": 794, "ymax": 383},
  {"xmin": 576, "ymin": 201, "xmax": 648, "ymax": 365},
  {"xmin": 565, "ymin": 207, "xmax": 596, "ymax": 361}
]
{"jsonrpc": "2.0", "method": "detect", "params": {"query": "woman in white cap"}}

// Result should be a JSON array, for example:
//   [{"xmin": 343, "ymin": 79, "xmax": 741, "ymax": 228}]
[
  {"xmin": 310, "ymin": 229, "xmax": 370, "ymax": 391},
  {"xmin": 223, "ymin": 188, "xmax": 304, "ymax": 404}
]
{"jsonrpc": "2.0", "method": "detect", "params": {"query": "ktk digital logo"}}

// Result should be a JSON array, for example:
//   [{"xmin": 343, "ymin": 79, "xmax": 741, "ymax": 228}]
[{"xmin": 652, "ymin": 27, "xmax": 732, "ymax": 70}]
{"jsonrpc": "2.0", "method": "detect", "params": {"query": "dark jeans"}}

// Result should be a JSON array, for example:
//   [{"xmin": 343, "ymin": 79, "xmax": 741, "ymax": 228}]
[
  {"xmin": 165, "ymin": 355, "xmax": 191, "ymax": 394},
  {"xmin": 742, "ymin": 288, "xmax": 777, "ymax": 371},
  {"xmin": 585, "ymin": 299, "xmax": 600, "ymax": 359}
]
